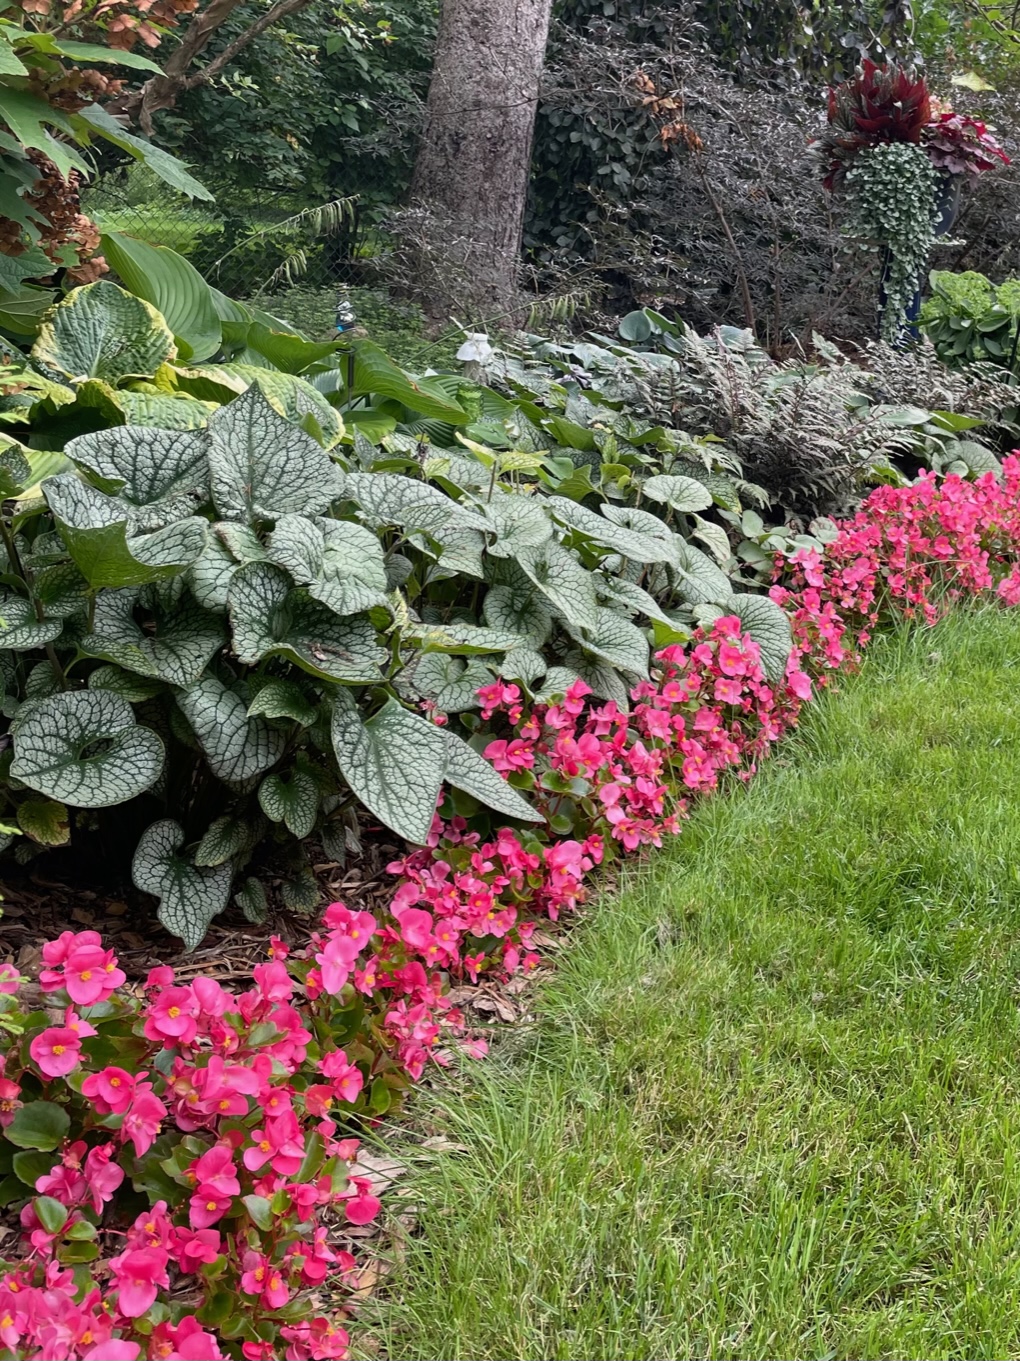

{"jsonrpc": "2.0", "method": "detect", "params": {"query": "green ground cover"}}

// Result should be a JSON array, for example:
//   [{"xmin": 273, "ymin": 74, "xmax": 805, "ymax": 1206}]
[{"xmin": 377, "ymin": 607, "xmax": 1020, "ymax": 1361}]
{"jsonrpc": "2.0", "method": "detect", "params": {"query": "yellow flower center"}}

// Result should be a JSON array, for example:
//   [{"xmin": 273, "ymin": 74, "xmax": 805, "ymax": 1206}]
[
  {"xmin": 52, "ymin": 1044, "xmax": 65, "ymax": 1056},
  {"xmin": 79, "ymin": 971, "xmax": 92, "ymax": 982},
  {"xmin": 254, "ymin": 1266, "xmax": 265, "ymax": 1282},
  {"xmin": 206, "ymin": 1200, "xmax": 217, "ymax": 1212},
  {"xmin": 0, "ymin": 1314, "xmax": 12, "ymax": 1328},
  {"xmin": 110, "ymin": 1077, "xmax": 121, "ymax": 1087},
  {"xmin": 168, "ymin": 1006, "xmax": 181, "ymax": 1019},
  {"xmin": 259, "ymin": 1140, "xmax": 270, "ymax": 1152}
]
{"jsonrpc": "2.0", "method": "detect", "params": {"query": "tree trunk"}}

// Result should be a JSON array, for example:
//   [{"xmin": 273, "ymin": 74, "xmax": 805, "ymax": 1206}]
[{"xmin": 407, "ymin": 0, "xmax": 553, "ymax": 324}]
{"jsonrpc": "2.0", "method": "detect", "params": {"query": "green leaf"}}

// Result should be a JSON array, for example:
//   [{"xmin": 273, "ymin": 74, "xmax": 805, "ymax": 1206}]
[
  {"xmin": 98, "ymin": 231, "xmax": 221, "ymax": 363},
  {"xmin": 12, "ymin": 1150, "xmax": 54, "ymax": 1185},
  {"xmin": 690, "ymin": 516, "xmax": 732, "ymax": 564},
  {"xmin": 132, "ymin": 819, "xmax": 232, "ymax": 950},
  {"xmin": 44, "ymin": 473, "xmax": 207, "ymax": 588},
  {"xmin": 247, "ymin": 678, "xmax": 318, "ymax": 726},
  {"xmin": 443, "ymin": 731, "xmax": 541, "ymax": 823},
  {"xmin": 331, "ymin": 691, "xmax": 447, "ymax": 844},
  {"xmin": 411, "ymin": 654, "xmax": 492, "ymax": 712},
  {"xmin": 5, "ymin": 1101, "xmax": 70, "ymax": 1151},
  {"xmin": 563, "ymin": 606, "xmax": 650, "ymax": 676},
  {"xmin": 596, "ymin": 576, "xmax": 682, "ymax": 629},
  {"xmin": 350, "ymin": 340, "xmax": 468, "ymax": 421},
  {"xmin": 0, "ymin": 244, "xmax": 52, "ymax": 293},
  {"xmin": 243, "ymin": 369, "xmax": 344, "ymax": 449},
  {"xmin": 33, "ymin": 1195, "xmax": 68, "ymax": 1233},
  {"xmin": 195, "ymin": 815, "xmax": 252, "ymax": 868},
  {"xmin": 483, "ymin": 583, "xmax": 552, "ymax": 646},
  {"xmin": 402, "ymin": 621, "xmax": 526, "ymax": 656},
  {"xmin": 82, "ymin": 588, "xmax": 225, "ymax": 688},
  {"xmin": 242, "ymin": 1194, "xmax": 273, "ymax": 1231},
  {"xmin": 234, "ymin": 876, "xmax": 268, "ymax": 924},
  {"xmin": 65, "ymin": 424, "xmax": 208, "ymax": 528},
  {"xmin": 11, "ymin": 690, "xmax": 164, "ymax": 808},
  {"xmin": 618, "ymin": 309, "xmax": 654, "ymax": 342},
  {"xmin": 176, "ymin": 675, "xmax": 284, "ymax": 784},
  {"xmin": 75, "ymin": 104, "xmax": 213, "ymax": 201},
  {"xmin": 517, "ymin": 540, "xmax": 599, "ymax": 632},
  {"xmin": 16, "ymin": 796, "xmax": 69, "ymax": 846},
  {"xmin": 87, "ymin": 665, "xmax": 165, "ymax": 702},
  {"xmin": 258, "ymin": 770, "xmax": 318, "ymax": 838},
  {"xmin": 47, "ymin": 39, "xmax": 163, "ymax": 70},
  {"xmin": 117, "ymin": 390, "xmax": 214, "ymax": 430},
  {"xmin": 245, "ymin": 324, "xmax": 339, "ymax": 375},
  {"xmin": 0, "ymin": 591, "xmax": 62, "ymax": 652},
  {"xmin": 675, "ymin": 541, "xmax": 734, "ymax": 606},
  {"xmin": 483, "ymin": 495, "xmax": 554, "ymax": 558},
  {"xmin": 207, "ymin": 385, "xmax": 344, "ymax": 522},
  {"xmin": 229, "ymin": 562, "xmax": 384, "ymax": 683},
  {"xmin": 33, "ymin": 282, "xmax": 176, "ymax": 384},
  {"xmin": 0, "ymin": 87, "xmax": 89, "ymax": 179},
  {"xmin": 721, "ymin": 593, "xmax": 792, "ymax": 684},
  {"xmin": 281, "ymin": 865, "xmax": 318, "ymax": 912},
  {"xmin": 641, "ymin": 474, "xmax": 714, "ymax": 514},
  {"xmin": 546, "ymin": 496, "xmax": 677, "ymax": 563},
  {"xmin": 267, "ymin": 515, "xmax": 388, "ymax": 617},
  {"xmin": 344, "ymin": 471, "xmax": 488, "ymax": 537}
]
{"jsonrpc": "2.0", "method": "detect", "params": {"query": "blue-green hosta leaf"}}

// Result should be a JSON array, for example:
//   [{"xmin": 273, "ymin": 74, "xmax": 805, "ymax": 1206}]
[
  {"xmin": 132, "ymin": 819, "xmax": 232, "ymax": 950},
  {"xmin": 483, "ymin": 495, "xmax": 554, "ymax": 558},
  {"xmin": 517, "ymin": 540, "xmax": 599, "ymax": 633},
  {"xmin": 642, "ymin": 474, "xmax": 715, "ymax": 514},
  {"xmin": 675, "ymin": 541, "xmax": 734, "ymax": 606},
  {"xmin": 482, "ymin": 583, "xmax": 553, "ymax": 646},
  {"xmin": 258, "ymin": 770, "xmax": 318, "ymax": 839},
  {"xmin": 546, "ymin": 496, "xmax": 677, "ymax": 564},
  {"xmin": 207, "ymin": 385, "xmax": 344, "ymax": 523},
  {"xmin": 344, "ymin": 471, "xmax": 488, "ymax": 538},
  {"xmin": 64, "ymin": 426, "xmax": 209, "ymax": 529},
  {"xmin": 564, "ymin": 607, "xmax": 650, "ymax": 676},
  {"xmin": 349, "ymin": 339, "xmax": 468, "ymax": 422},
  {"xmin": 32, "ymin": 282, "xmax": 176, "ymax": 385},
  {"xmin": 44, "ymin": 475, "xmax": 208, "ymax": 589},
  {"xmin": 331, "ymin": 691, "xmax": 447, "ymax": 844},
  {"xmin": 176, "ymin": 675, "xmax": 285, "ymax": 784},
  {"xmin": 99, "ymin": 231, "xmax": 222, "ymax": 364},
  {"xmin": 247, "ymin": 678, "xmax": 318, "ymax": 726},
  {"xmin": 721, "ymin": 593, "xmax": 792, "ymax": 683},
  {"xmin": 266, "ymin": 515, "xmax": 388, "ymax": 617},
  {"xmin": 82, "ymin": 588, "xmax": 225, "ymax": 687},
  {"xmin": 11, "ymin": 690, "xmax": 164, "ymax": 808},
  {"xmin": 229, "ymin": 562, "xmax": 384, "ymax": 683},
  {"xmin": 443, "ymin": 732, "xmax": 541, "ymax": 824},
  {"xmin": 402, "ymin": 621, "xmax": 527, "ymax": 655},
  {"xmin": 0, "ymin": 592, "xmax": 62, "ymax": 651},
  {"xmin": 411, "ymin": 654, "xmax": 492, "ymax": 712}
]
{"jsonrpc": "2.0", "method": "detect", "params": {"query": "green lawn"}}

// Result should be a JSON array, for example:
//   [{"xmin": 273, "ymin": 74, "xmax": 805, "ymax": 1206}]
[{"xmin": 375, "ymin": 607, "xmax": 1020, "ymax": 1361}]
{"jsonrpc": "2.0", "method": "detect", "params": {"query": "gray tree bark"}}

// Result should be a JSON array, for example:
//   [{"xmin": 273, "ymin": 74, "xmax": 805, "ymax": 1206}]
[{"xmin": 407, "ymin": 0, "xmax": 554, "ymax": 323}]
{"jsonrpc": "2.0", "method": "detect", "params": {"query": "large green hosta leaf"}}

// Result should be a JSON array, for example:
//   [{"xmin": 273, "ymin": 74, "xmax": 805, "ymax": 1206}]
[
  {"xmin": 0, "ymin": 592, "xmax": 62, "ymax": 651},
  {"xmin": 11, "ymin": 690, "xmax": 164, "ymax": 808},
  {"xmin": 331, "ymin": 691, "xmax": 539, "ymax": 844},
  {"xmin": 32, "ymin": 282, "xmax": 176, "ymax": 385},
  {"xmin": 349, "ymin": 340, "xmax": 468, "ymax": 422},
  {"xmin": 207, "ymin": 386, "xmax": 344, "ymax": 522},
  {"xmin": 132, "ymin": 819, "xmax": 232, "ymax": 950},
  {"xmin": 83, "ymin": 588, "xmax": 225, "ymax": 688},
  {"xmin": 721, "ymin": 593, "xmax": 792, "ymax": 683},
  {"xmin": 344, "ymin": 471, "xmax": 488, "ymax": 538},
  {"xmin": 176, "ymin": 675, "xmax": 285, "ymax": 784},
  {"xmin": 44, "ymin": 474, "xmax": 207, "ymax": 588},
  {"xmin": 228, "ymin": 562, "xmax": 384, "ymax": 683},
  {"xmin": 266, "ymin": 515, "xmax": 388, "ymax": 617},
  {"xmin": 65, "ymin": 426, "xmax": 209, "ymax": 529},
  {"xmin": 100, "ymin": 232, "xmax": 222, "ymax": 364},
  {"xmin": 517, "ymin": 540, "xmax": 599, "ymax": 633}
]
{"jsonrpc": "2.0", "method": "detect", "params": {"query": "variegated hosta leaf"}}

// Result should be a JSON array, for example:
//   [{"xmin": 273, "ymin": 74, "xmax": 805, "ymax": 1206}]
[
  {"xmin": 0, "ymin": 592, "xmax": 62, "ymax": 652},
  {"xmin": 266, "ymin": 515, "xmax": 388, "ymax": 617},
  {"xmin": 132, "ymin": 818, "xmax": 232, "ymax": 950},
  {"xmin": 258, "ymin": 770, "xmax": 319, "ymax": 839},
  {"xmin": 402, "ymin": 621, "xmax": 527, "ymax": 656},
  {"xmin": 483, "ymin": 495, "xmax": 554, "ymax": 558},
  {"xmin": 546, "ymin": 496, "xmax": 677, "ymax": 564},
  {"xmin": 11, "ymin": 690, "xmax": 164, "ymax": 808},
  {"xmin": 65, "ymin": 426, "xmax": 209, "ymax": 529},
  {"xmin": 228, "ymin": 562, "xmax": 384, "ymax": 683},
  {"xmin": 442, "ymin": 732, "xmax": 542, "ymax": 824},
  {"xmin": 517, "ymin": 539, "xmax": 599, "ymax": 633},
  {"xmin": 331, "ymin": 691, "xmax": 448, "ymax": 845},
  {"xmin": 563, "ymin": 607, "xmax": 650, "ymax": 677},
  {"xmin": 207, "ymin": 385, "xmax": 345, "ymax": 523},
  {"xmin": 32, "ymin": 282, "xmax": 176, "ymax": 386},
  {"xmin": 675, "ymin": 541, "xmax": 734, "ymax": 605},
  {"xmin": 720, "ymin": 593, "xmax": 792, "ymax": 683},
  {"xmin": 642, "ymin": 474, "xmax": 715, "ymax": 514},
  {"xmin": 411, "ymin": 653, "xmax": 493, "ymax": 711},
  {"xmin": 247, "ymin": 678, "xmax": 318, "ymax": 726},
  {"xmin": 44, "ymin": 474, "xmax": 207, "ymax": 589},
  {"xmin": 83, "ymin": 588, "xmax": 225, "ymax": 688},
  {"xmin": 482, "ymin": 583, "xmax": 553, "ymax": 647},
  {"xmin": 344, "ymin": 471, "xmax": 488, "ymax": 538},
  {"xmin": 176, "ymin": 675, "xmax": 285, "ymax": 784}
]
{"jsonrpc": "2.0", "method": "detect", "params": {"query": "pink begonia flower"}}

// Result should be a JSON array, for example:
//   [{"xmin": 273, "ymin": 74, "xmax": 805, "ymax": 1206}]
[
  {"xmin": 240, "ymin": 1251, "xmax": 290, "ymax": 1309},
  {"xmin": 313, "ymin": 937, "xmax": 354, "ymax": 996},
  {"xmin": 61, "ymin": 942, "xmax": 125, "ymax": 1005},
  {"xmin": 143, "ymin": 985, "xmax": 199, "ymax": 1045},
  {"xmin": 152, "ymin": 1316, "xmax": 225, "ymax": 1361},
  {"xmin": 81, "ymin": 1066, "xmax": 135, "ymax": 1115},
  {"xmin": 319, "ymin": 1049, "xmax": 363, "ymax": 1103},
  {"xmin": 192, "ymin": 1144, "xmax": 241, "ymax": 1199},
  {"xmin": 120, "ymin": 1084, "xmax": 167, "ymax": 1157},
  {"xmin": 171, "ymin": 1226, "xmax": 221, "ymax": 1272},
  {"xmin": 109, "ymin": 1246, "xmax": 169, "ymax": 1317},
  {"xmin": 84, "ymin": 1143, "xmax": 124, "ymax": 1213},
  {"xmin": 344, "ymin": 1176, "xmax": 381, "ymax": 1225},
  {"xmin": 84, "ymin": 1343, "xmax": 140, "ymax": 1361},
  {"xmin": 280, "ymin": 1317, "xmax": 351, "ymax": 1361},
  {"xmin": 242, "ymin": 1111, "xmax": 305, "ymax": 1176},
  {"xmin": 786, "ymin": 669, "xmax": 813, "ymax": 700},
  {"xmin": 29, "ymin": 1026, "xmax": 81, "ymax": 1078},
  {"xmin": 0, "ymin": 963, "xmax": 21, "ymax": 994},
  {"xmin": 0, "ymin": 1077, "xmax": 21, "ymax": 1127}
]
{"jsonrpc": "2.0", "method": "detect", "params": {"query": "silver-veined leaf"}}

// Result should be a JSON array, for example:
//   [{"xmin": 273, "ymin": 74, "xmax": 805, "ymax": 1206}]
[
  {"xmin": 563, "ymin": 606, "xmax": 650, "ymax": 676},
  {"xmin": 719, "ymin": 593, "xmax": 792, "ymax": 683},
  {"xmin": 546, "ymin": 496, "xmax": 677, "ymax": 564},
  {"xmin": 258, "ymin": 770, "xmax": 319, "ymax": 839},
  {"xmin": 64, "ymin": 425, "xmax": 208, "ymax": 529},
  {"xmin": 266, "ymin": 515, "xmax": 388, "ymax": 617},
  {"xmin": 517, "ymin": 540, "xmax": 599, "ymax": 632},
  {"xmin": 641, "ymin": 474, "xmax": 714, "ymax": 514},
  {"xmin": 176, "ymin": 675, "xmax": 285, "ymax": 784},
  {"xmin": 442, "ymin": 731, "xmax": 541, "ymax": 823},
  {"xmin": 32, "ymin": 282, "xmax": 175, "ymax": 384},
  {"xmin": 0, "ymin": 592, "xmax": 62, "ymax": 652},
  {"xmin": 132, "ymin": 819, "xmax": 232, "ymax": 949},
  {"xmin": 82, "ymin": 588, "xmax": 225, "ymax": 688}
]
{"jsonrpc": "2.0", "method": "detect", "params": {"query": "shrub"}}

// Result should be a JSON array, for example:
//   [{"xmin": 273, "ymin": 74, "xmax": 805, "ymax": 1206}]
[{"xmin": 920, "ymin": 269, "xmax": 1020, "ymax": 370}]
